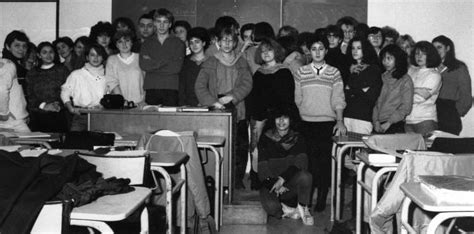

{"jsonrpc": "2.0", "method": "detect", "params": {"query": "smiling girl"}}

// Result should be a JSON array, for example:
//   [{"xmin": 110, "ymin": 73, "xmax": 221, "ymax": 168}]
[
  {"xmin": 26, "ymin": 42, "xmax": 70, "ymax": 132},
  {"xmin": 61, "ymin": 44, "xmax": 109, "ymax": 131},
  {"xmin": 106, "ymin": 30, "xmax": 144, "ymax": 104},
  {"xmin": 54, "ymin": 37, "xmax": 84, "ymax": 72}
]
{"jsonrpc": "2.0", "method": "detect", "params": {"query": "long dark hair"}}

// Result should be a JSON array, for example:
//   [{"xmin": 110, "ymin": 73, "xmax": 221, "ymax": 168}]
[
  {"xmin": 379, "ymin": 44, "xmax": 408, "ymax": 79},
  {"xmin": 346, "ymin": 36, "xmax": 379, "ymax": 65},
  {"xmin": 432, "ymin": 35, "xmax": 465, "ymax": 71}
]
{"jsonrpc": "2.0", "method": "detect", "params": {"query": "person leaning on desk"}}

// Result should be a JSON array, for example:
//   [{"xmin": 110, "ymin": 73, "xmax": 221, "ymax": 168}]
[{"xmin": 61, "ymin": 44, "xmax": 109, "ymax": 131}]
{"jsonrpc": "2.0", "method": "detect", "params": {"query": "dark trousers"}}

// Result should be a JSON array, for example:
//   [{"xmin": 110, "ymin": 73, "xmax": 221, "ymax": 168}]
[
  {"xmin": 234, "ymin": 120, "xmax": 249, "ymax": 186},
  {"xmin": 437, "ymin": 99, "xmax": 462, "ymax": 135},
  {"xmin": 259, "ymin": 170, "xmax": 312, "ymax": 217},
  {"xmin": 145, "ymin": 89, "xmax": 178, "ymax": 106},
  {"xmin": 382, "ymin": 121, "xmax": 405, "ymax": 134},
  {"xmin": 301, "ymin": 121, "xmax": 335, "ymax": 190}
]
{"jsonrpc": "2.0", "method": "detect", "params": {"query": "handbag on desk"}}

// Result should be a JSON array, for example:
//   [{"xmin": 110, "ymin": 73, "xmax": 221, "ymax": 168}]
[{"xmin": 100, "ymin": 94, "xmax": 125, "ymax": 109}]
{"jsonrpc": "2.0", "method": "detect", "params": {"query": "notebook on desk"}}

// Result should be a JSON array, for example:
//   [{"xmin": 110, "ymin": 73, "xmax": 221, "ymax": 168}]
[{"xmin": 13, "ymin": 132, "xmax": 51, "ymax": 138}]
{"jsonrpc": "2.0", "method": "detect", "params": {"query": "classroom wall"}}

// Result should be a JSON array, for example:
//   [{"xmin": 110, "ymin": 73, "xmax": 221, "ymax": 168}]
[{"xmin": 368, "ymin": 0, "xmax": 474, "ymax": 136}]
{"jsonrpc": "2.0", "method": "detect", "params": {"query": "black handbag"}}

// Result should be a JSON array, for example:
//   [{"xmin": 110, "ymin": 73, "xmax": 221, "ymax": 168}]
[
  {"xmin": 62, "ymin": 131, "xmax": 115, "ymax": 150},
  {"xmin": 100, "ymin": 94, "xmax": 125, "ymax": 109}
]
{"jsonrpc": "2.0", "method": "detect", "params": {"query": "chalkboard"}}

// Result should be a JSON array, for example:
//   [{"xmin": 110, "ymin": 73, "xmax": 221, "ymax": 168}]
[
  {"xmin": 112, "ymin": 0, "xmax": 198, "ymax": 27},
  {"xmin": 112, "ymin": 0, "xmax": 366, "ymax": 34},
  {"xmin": 282, "ymin": 0, "xmax": 367, "ymax": 32},
  {"xmin": 196, "ymin": 0, "xmax": 280, "ymax": 31}
]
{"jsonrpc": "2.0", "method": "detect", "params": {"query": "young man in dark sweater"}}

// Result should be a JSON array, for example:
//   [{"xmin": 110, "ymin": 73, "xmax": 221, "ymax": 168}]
[{"xmin": 139, "ymin": 8, "xmax": 185, "ymax": 106}]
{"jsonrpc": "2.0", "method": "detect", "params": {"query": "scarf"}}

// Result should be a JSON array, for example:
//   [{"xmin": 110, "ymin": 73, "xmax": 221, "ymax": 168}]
[{"xmin": 265, "ymin": 129, "xmax": 299, "ymax": 151}]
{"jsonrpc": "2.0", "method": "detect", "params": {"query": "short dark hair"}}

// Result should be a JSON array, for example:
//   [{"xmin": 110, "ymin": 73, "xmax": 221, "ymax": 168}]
[
  {"xmin": 307, "ymin": 34, "xmax": 329, "ymax": 50},
  {"xmin": 411, "ymin": 41, "xmax": 441, "ymax": 68},
  {"xmin": 382, "ymin": 26, "xmax": 399, "ymax": 41},
  {"xmin": 346, "ymin": 36, "xmax": 379, "ymax": 65},
  {"xmin": 254, "ymin": 38, "xmax": 286, "ymax": 65},
  {"xmin": 85, "ymin": 44, "xmax": 108, "ymax": 63},
  {"xmin": 277, "ymin": 25, "xmax": 298, "ymax": 39},
  {"xmin": 112, "ymin": 17, "xmax": 137, "ymax": 36},
  {"xmin": 355, "ymin": 23, "xmax": 369, "ymax": 39},
  {"xmin": 325, "ymin": 25, "xmax": 343, "ymax": 39},
  {"xmin": 379, "ymin": 44, "xmax": 408, "ymax": 79},
  {"xmin": 138, "ymin": 12, "xmax": 153, "ymax": 22},
  {"xmin": 112, "ymin": 30, "xmax": 136, "ymax": 46},
  {"xmin": 253, "ymin": 22, "xmax": 275, "ymax": 42},
  {"xmin": 74, "ymin": 36, "xmax": 91, "ymax": 48},
  {"xmin": 336, "ymin": 16, "xmax": 358, "ymax": 28},
  {"xmin": 53, "ymin": 37, "xmax": 74, "ymax": 49},
  {"xmin": 153, "ymin": 8, "xmax": 174, "ymax": 26},
  {"xmin": 89, "ymin": 21, "xmax": 114, "ymax": 42},
  {"xmin": 4, "ymin": 30, "xmax": 29, "ymax": 48},
  {"xmin": 432, "ymin": 35, "xmax": 464, "ymax": 71},
  {"xmin": 368, "ymin": 27, "xmax": 384, "ymax": 44},
  {"xmin": 37, "ymin": 41, "xmax": 59, "ymax": 66},
  {"xmin": 214, "ymin": 16, "xmax": 239, "ymax": 35},
  {"xmin": 314, "ymin": 28, "xmax": 327, "ymax": 38},
  {"xmin": 277, "ymin": 36, "xmax": 301, "ymax": 56},
  {"xmin": 240, "ymin": 23, "xmax": 255, "ymax": 41},
  {"xmin": 173, "ymin": 20, "xmax": 191, "ymax": 33},
  {"xmin": 187, "ymin": 27, "xmax": 211, "ymax": 50},
  {"xmin": 296, "ymin": 32, "xmax": 314, "ymax": 49}
]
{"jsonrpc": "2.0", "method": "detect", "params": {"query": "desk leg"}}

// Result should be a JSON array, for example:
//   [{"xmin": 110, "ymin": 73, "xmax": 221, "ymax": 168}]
[
  {"xmin": 427, "ymin": 212, "xmax": 474, "ymax": 234},
  {"xmin": 219, "ymin": 147, "xmax": 224, "ymax": 227},
  {"xmin": 151, "ymin": 166, "xmax": 173, "ymax": 234},
  {"xmin": 371, "ymin": 168, "xmax": 397, "ymax": 213},
  {"xmin": 356, "ymin": 161, "xmax": 365, "ymax": 234},
  {"xmin": 336, "ymin": 144, "xmax": 352, "ymax": 220},
  {"xmin": 180, "ymin": 164, "xmax": 187, "ymax": 234},
  {"xmin": 400, "ymin": 197, "xmax": 415, "ymax": 234},
  {"xmin": 140, "ymin": 207, "xmax": 149, "ymax": 234},
  {"xmin": 330, "ymin": 143, "xmax": 337, "ymax": 222}
]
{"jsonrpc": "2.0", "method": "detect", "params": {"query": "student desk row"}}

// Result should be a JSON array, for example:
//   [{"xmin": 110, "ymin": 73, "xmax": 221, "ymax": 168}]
[{"xmin": 83, "ymin": 109, "xmax": 233, "ymax": 190}]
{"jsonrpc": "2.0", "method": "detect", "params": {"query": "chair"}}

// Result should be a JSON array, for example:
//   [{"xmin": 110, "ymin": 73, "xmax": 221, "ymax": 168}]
[
  {"xmin": 70, "ymin": 151, "xmax": 152, "ymax": 233},
  {"xmin": 31, "ymin": 200, "xmax": 73, "ymax": 234},
  {"xmin": 145, "ymin": 130, "xmax": 190, "ymax": 234}
]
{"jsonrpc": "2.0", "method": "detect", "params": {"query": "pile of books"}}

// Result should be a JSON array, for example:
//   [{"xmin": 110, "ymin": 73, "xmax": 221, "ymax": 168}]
[{"xmin": 142, "ymin": 105, "xmax": 209, "ymax": 112}]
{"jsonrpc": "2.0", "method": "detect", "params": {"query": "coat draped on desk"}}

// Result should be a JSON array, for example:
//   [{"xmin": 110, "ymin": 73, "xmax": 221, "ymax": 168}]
[
  {"xmin": 370, "ymin": 151, "xmax": 474, "ymax": 233},
  {"xmin": 138, "ymin": 131, "xmax": 211, "ymax": 224},
  {"xmin": 0, "ymin": 151, "xmax": 134, "ymax": 234}
]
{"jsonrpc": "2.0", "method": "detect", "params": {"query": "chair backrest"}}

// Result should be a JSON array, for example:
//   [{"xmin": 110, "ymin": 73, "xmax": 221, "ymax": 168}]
[
  {"xmin": 145, "ymin": 130, "xmax": 187, "ymax": 153},
  {"xmin": 76, "ymin": 151, "xmax": 147, "ymax": 185}
]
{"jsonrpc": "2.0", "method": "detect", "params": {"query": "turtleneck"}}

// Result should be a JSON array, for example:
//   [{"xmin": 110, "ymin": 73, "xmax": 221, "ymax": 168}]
[
  {"xmin": 41, "ymin": 63, "xmax": 55, "ymax": 70},
  {"xmin": 84, "ymin": 62, "xmax": 105, "ymax": 77}
]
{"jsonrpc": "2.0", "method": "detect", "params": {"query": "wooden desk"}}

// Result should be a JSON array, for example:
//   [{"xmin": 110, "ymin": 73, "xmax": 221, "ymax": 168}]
[{"xmin": 84, "ymin": 109, "xmax": 234, "ymax": 188}]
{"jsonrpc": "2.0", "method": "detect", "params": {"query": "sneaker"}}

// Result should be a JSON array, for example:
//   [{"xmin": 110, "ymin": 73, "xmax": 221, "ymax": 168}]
[
  {"xmin": 297, "ymin": 204, "xmax": 314, "ymax": 226},
  {"xmin": 281, "ymin": 203, "xmax": 300, "ymax": 219}
]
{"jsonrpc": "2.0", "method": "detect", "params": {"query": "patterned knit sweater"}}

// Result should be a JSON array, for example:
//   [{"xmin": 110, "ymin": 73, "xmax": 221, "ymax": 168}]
[{"xmin": 294, "ymin": 63, "xmax": 346, "ymax": 122}]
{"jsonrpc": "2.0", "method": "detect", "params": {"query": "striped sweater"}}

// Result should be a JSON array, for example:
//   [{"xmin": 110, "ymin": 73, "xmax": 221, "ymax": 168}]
[{"xmin": 294, "ymin": 63, "xmax": 346, "ymax": 122}]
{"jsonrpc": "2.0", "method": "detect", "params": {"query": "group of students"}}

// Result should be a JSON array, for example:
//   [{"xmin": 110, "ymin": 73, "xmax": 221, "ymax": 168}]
[{"xmin": 1, "ymin": 9, "xmax": 472, "ymax": 227}]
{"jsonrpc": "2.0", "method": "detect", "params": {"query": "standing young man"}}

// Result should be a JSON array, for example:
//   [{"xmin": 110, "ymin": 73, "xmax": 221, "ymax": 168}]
[
  {"xmin": 140, "ymin": 8, "xmax": 185, "ymax": 106},
  {"xmin": 137, "ymin": 12, "xmax": 155, "ymax": 44},
  {"xmin": 336, "ymin": 16, "xmax": 358, "ymax": 55}
]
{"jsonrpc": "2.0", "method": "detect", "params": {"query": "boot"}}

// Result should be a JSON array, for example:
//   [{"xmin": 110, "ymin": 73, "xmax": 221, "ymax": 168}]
[{"xmin": 314, "ymin": 187, "xmax": 328, "ymax": 212}]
